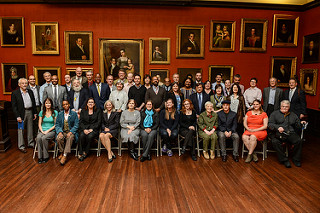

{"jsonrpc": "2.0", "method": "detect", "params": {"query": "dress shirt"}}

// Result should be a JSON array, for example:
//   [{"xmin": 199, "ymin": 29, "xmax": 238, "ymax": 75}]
[
  {"xmin": 268, "ymin": 87, "xmax": 276, "ymax": 105},
  {"xmin": 153, "ymin": 85, "xmax": 159, "ymax": 94},
  {"xmin": 20, "ymin": 89, "xmax": 32, "ymax": 109},
  {"xmin": 39, "ymin": 82, "xmax": 52, "ymax": 104},
  {"xmin": 66, "ymin": 83, "xmax": 71, "ymax": 92},
  {"xmin": 29, "ymin": 85, "xmax": 40, "ymax": 106},
  {"xmin": 73, "ymin": 91, "xmax": 80, "ymax": 110},
  {"xmin": 52, "ymin": 84, "xmax": 59, "ymax": 97},
  {"xmin": 243, "ymin": 87, "xmax": 262, "ymax": 109},
  {"xmin": 289, "ymin": 87, "xmax": 296, "ymax": 101}
]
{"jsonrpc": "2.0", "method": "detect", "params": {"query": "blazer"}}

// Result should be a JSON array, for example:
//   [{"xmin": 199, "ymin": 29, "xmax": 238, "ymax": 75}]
[
  {"xmin": 179, "ymin": 110, "xmax": 197, "ymax": 131},
  {"xmin": 181, "ymin": 39, "xmax": 200, "ymax": 54},
  {"xmin": 27, "ymin": 85, "xmax": 40, "ymax": 106},
  {"xmin": 89, "ymin": 83, "xmax": 111, "ymax": 110},
  {"xmin": 62, "ymin": 84, "xmax": 72, "ymax": 94},
  {"xmin": 70, "ymin": 45, "xmax": 89, "ymax": 60},
  {"xmin": 283, "ymin": 87, "xmax": 307, "ymax": 117},
  {"xmin": 263, "ymin": 87, "xmax": 283, "ymax": 112},
  {"xmin": 190, "ymin": 92, "xmax": 210, "ymax": 115},
  {"xmin": 101, "ymin": 111, "xmax": 120, "ymax": 136},
  {"xmin": 165, "ymin": 92, "xmax": 184, "ymax": 110},
  {"xmin": 217, "ymin": 110, "xmax": 237, "ymax": 133},
  {"xmin": 198, "ymin": 111, "xmax": 219, "ymax": 132},
  {"xmin": 43, "ymin": 85, "xmax": 68, "ymax": 111},
  {"xmin": 79, "ymin": 109, "xmax": 102, "ymax": 132},
  {"xmin": 55, "ymin": 110, "xmax": 79, "ymax": 142},
  {"xmin": 140, "ymin": 110, "xmax": 159, "ymax": 130},
  {"xmin": 68, "ymin": 88, "xmax": 89, "ymax": 110},
  {"xmin": 145, "ymin": 86, "xmax": 166, "ymax": 110},
  {"xmin": 11, "ymin": 89, "xmax": 37, "ymax": 119}
]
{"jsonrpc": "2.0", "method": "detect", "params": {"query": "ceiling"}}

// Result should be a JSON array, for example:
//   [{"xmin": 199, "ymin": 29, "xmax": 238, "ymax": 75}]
[{"xmin": 198, "ymin": 0, "xmax": 315, "ymax": 5}]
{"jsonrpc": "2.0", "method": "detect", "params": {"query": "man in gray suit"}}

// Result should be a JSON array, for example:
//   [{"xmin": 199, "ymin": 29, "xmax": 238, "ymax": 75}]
[
  {"xmin": 43, "ymin": 75, "xmax": 68, "ymax": 111},
  {"xmin": 263, "ymin": 77, "xmax": 283, "ymax": 116}
]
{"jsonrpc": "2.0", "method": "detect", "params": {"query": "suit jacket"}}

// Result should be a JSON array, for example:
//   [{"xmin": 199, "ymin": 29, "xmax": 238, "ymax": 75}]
[
  {"xmin": 262, "ymin": 87, "xmax": 283, "ymax": 112},
  {"xmin": 68, "ymin": 88, "xmax": 89, "ymax": 110},
  {"xmin": 11, "ymin": 89, "xmax": 37, "ymax": 119},
  {"xmin": 101, "ymin": 111, "xmax": 120, "ymax": 136},
  {"xmin": 89, "ymin": 83, "xmax": 110, "ymax": 110},
  {"xmin": 181, "ymin": 39, "xmax": 200, "ymax": 54},
  {"xmin": 145, "ymin": 86, "xmax": 166, "ymax": 110},
  {"xmin": 71, "ymin": 76, "xmax": 88, "ymax": 85},
  {"xmin": 190, "ymin": 92, "xmax": 210, "ymax": 115},
  {"xmin": 55, "ymin": 110, "xmax": 79, "ymax": 142},
  {"xmin": 70, "ymin": 45, "xmax": 89, "ymax": 60},
  {"xmin": 43, "ymin": 85, "xmax": 68, "ymax": 111},
  {"xmin": 27, "ymin": 85, "xmax": 40, "ymax": 106},
  {"xmin": 217, "ymin": 110, "xmax": 237, "ymax": 133},
  {"xmin": 283, "ymin": 87, "xmax": 307, "ymax": 117},
  {"xmin": 108, "ymin": 65, "xmax": 120, "ymax": 79},
  {"xmin": 79, "ymin": 109, "xmax": 102, "ymax": 132}
]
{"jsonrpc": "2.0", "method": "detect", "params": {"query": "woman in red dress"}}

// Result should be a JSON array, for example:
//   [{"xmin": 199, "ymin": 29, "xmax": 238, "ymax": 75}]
[{"xmin": 242, "ymin": 99, "xmax": 268, "ymax": 163}]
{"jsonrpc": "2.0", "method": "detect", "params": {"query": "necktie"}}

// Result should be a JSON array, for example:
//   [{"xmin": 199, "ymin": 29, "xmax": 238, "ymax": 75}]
[
  {"xmin": 54, "ymin": 85, "xmax": 58, "ymax": 107},
  {"xmin": 198, "ymin": 93, "xmax": 202, "ymax": 111},
  {"xmin": 97, "ymin": 84, "xmax": 101, "ymax": 96},
  {"xmin": 289, "ymin": 89, "xmax": 293, "ymax": 101}
]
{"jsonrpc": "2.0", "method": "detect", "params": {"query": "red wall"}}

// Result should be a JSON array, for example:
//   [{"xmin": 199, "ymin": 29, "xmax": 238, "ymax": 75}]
[{"xmin": 0, "ymin": 4, "xmax": 318, "ymax": 110}]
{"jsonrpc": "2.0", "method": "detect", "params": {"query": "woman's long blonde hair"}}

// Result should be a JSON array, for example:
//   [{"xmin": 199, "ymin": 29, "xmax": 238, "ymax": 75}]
[{"xmin": 165, "ymin": 98, "xmax": 176, "ymax": 120}]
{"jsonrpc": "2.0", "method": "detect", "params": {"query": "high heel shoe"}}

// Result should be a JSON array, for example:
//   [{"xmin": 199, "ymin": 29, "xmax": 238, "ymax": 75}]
[
  {"xmin": 112, "ymin": 154, "xmax": 116, "ymax": 159},
  {"xmin": 108, "ymin": 156, "xmax": 113, "ymax": 163}
]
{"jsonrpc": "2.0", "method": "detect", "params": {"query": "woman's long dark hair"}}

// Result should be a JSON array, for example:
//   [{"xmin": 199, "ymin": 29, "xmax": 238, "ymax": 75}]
[
  {"xmin": 229, "ymin": 83, "xmax": 242, "ymax": 97},
  {"xmin": 42, "ymin": 98, "xmax": 55, "ymax": 120},
  {"xmin": 85, "ymin": 97, "xmax": 97, "ymax": 111},
  {"xmin": 169, "ymin": 82, "xmax": 182, "ymax": 95}
]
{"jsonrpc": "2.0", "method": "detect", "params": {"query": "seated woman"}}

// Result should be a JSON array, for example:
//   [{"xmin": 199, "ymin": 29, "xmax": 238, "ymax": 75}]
[
  {"xmin": 179, "ymin": 99, "xmax": 197, "ymax": 161},
  {"xmin": 198, "ymin": 101, "xmax": 218, "ymax": 160},
  {"xmin": 242, "ymin": 99, "xmax": 268, "ymax": 163},
  {"xmin": 109, "ymin": 80, "xmax": 128, "ymax": 112},
  {"xmin": 160, "ymin": 98, "xmax": 179, "ymax": 157},
  {"xmin": 36, "ymin": 98, "xmax": 58, "ymax": 164},
  {"xmin": 78, "ymin": 98, "xmax": 102, "ymax": 161},
  {"xmin": 166, "ymin": 82, "xmax": 184, "ymax": 112},
  {"xmin": 228, "ymin": 83, "xmax": 246, "ymax": 134},
  {"xmin": 99, "ymin": 100, "xmax": 120, "ymax": 163},
  {"xmin": 180, "ymin": 78, "xmax": 196, "ymax": 100},
  {"xmin": 120, "ymin": 99, "xmax": 141, "ymax": 161},
  {"xmin": 210, "ymin": 84, "xmax": 226, "ymax": 113},
  {"xmin": 140, "ymin": 100, "xmax": 159, "ymax": 162}
]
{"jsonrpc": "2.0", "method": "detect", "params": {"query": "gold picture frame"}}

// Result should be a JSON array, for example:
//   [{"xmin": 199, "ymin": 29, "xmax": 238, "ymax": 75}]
[
  {"xmin": 65, "ymin": 31, "xmax": 93, "ymax": 65},
  {"xmin": 240, "ymin": 18, "xmax": 268, "ymax": 53},
  {"xmin": 33, "ymin": 66, "xmax": 61, "ymax": 86},
  {"xmin": 0, "ymin": 17, "xmax": 25, "ymax": 47},
  {"xmin": 149, "ymin": 38, "xmax": 170, "ymax": 64},
  {"xmin": 272, "ymin": 14, "xmax": 299, "ymax": 47},
  {"xmin": 210, "ymin": 20, "xmax": 235, "ymax": 52},
  {"xmin": 270, "ymin": 56, "xmax": 297, "ymax": 87},
  {"xmin": 66, "ymin": 67, "xmax": 93, "ymax": 78},
  {"xmin": 176, "ymin": 25, "xmax": 205, "ymax": 58},
  {"xmin": 1, "ymin": 63, "xmax": 27, "ymax": 94},
  {"xmin": 302, "ymin": 32, "xmax": 320, "ymax": 64},
  {"xmin": 300, "ymin": 68, "xmax": 317, "ymax": 96},
  {"xmin": 31, "ymin": 22, "xmax": 59, "ymax": 55},
  {"xmin": 208, "ymin": 65, "xmax": 234, "ymax": 83}
]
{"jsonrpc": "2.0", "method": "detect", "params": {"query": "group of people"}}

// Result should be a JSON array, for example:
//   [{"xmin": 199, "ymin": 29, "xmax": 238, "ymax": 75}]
[{"xmin": 11, "ymin": 67, "xmax": 307, "ymax": 168}]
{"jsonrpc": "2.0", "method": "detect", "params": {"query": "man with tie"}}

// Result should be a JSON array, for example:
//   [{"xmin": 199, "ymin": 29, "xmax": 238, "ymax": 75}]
[
  {"xmin": 181, "ymin": 32, "xmax": 200, "ymax": 54},
  {"xmin": 145, "ymin": 76, "xmax": 166, "ymax": 112},
  {"xmin": 39, "ymin": 72, "xmax": 52, "ymax": 105},
  {"xmin": 43, "ymin": 75, "xmax": 68, "ymax": 111},
  {"xmin": 89, "ymin": 73, "xmax": 110, "ymax": 110},
  {"xmin": 263, "ymin": 77, "xmax": 283, "ymax": 116},
  {"xmin": 190, "ymin": 83, "xmax": 210, "ymax": 116},
  {"xmin": 70, "ymin": 37, "xmax": 89, "ymax": 60},
  {"xmin": 283, "ymin": 78, "xmax": 307, "ymax": 120}
]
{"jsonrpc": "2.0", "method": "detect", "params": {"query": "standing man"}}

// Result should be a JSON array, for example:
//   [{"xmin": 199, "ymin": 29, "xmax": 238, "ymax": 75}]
[
  {"xmin": 106, "ymin": 75, "xmax": 116, "ymax": 92},
  {"xmin": 283, "ymin": 78, "xmax": 307, "ymax": 120},
  {"xmin": 27, "ymin": 75, "xmax": 41, "ymax": 137},
  {"xmin": 63, "ymin": 74, "xmax": 72, "ymax": 93},
  {"xmin": 82, "ymin": 70, "xmax": 94, "ymax": 89},
  {"xmin": 117, "ymin": 69, "xmax": 127, "ymax": 84},
  {"xmin": 123, "ymin": 72, "xmax": 134, "ymax": 93},
  {"xmin": 243, "ymin": 77, "xmax": 262, "ymax": 111},
  {"xmin": 89, "ymin": 73, "xmax": 110, "ymax": 110},
  {"xmin": 70, "ymin": 37, "xmax": 88, "ymax": 60},
  {"xmin": 128, "ymin": 74, "xmax": 146, "ymax": 111},
  {"xmin": 190, "ymin": 83, "xmax": 210, "ymax": 116},
  {"xmin": 39, "ymin": 72, "xmax": 52, "ymax": 105},
  {"xmin": 68, "ymin": 79, "xmax": 89, "ymax": 117},
  {"xmin": 108, "ymin": 57, "xmax": 120, "ymax": 79},
  {"xmin": 181, "ymin": 32, "xmax": 200, "ymax": 54},
  {"xmin": 145, "ymin": 76, "xmax": 166, "ymax": 113},
  {"xmin": 233, "ymin": 74, "xmax": 245, "ymax": 94},
  {"xmin": 71, "ymin": 67, "xmax": 87, "ymax": 85},
  {"xmin": 212, "ymin": 73, "xmax": 226, "ymax": 92},
  {"xmin": 172, "ymin": 73, "xmax": 183, "ymax": 88},
  {"xmin": 163, "ymin": 78, "xmax": 172, "ymax": 93},
  {"xmin": 11, "ymin": 78, "xmax": 37, "ymax": 153},
  {"xmin": 224, "ymin": 79, "xmax": 232, "ymax": 97},
  {"xmin": 43, "ymin": 75, "xmax": 68, "ymax": 111},
  {"xmin": 194, "ymin": 72, "xmax": 203, "ymax": 87},
  {"xmin": 263, "ymin": 77, "xmax": 283, "ymax": 116}
]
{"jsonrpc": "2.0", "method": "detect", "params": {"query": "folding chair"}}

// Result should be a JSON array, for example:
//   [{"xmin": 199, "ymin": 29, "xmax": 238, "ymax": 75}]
[
  {"xmin": 97, "ymin": 134, "xmax": 120, "ymax": 157},
  {"xmin": 33, "ymin": 139, "xmax": 57, "ymax": 159},
  {"xmin": 54, "ymin": 139, "xmax": 79, "ymax": 158},
  {"xmin": 241, "ymin": 138, "xmax": 267, "ymax": 160}
]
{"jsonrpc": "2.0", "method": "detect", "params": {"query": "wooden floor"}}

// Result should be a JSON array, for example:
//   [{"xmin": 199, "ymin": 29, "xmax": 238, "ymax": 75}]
[{"xmin": 0, "ymin": 130, "xmax": 320, "ymax": 213}]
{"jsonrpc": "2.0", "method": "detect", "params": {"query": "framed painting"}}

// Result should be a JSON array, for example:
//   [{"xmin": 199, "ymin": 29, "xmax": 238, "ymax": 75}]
[
  {"xmin": 210, "ymin": 20, "xmax": 235, "ymax": 52},
  {"xmin": 300, "ymin": 68, "xmax": 317, "ymax": 96},
  {"xmin": 208, "ymin": 65, "xmax": 234, "ymax": 83},
  {"xmin": 176, "ymin": 25, "xmax": 204, "ymax": 58},
  {"xmin": 272, "ymin": 14, "xmax": 299, "ymax": 47},
  {"xmin": 271, "ymin": 56, "xmax": 297, "ymax": 87},
  {"xmin": 0, "ymin": 17, "xmax": 24, "ymax": 47},
  {"xmin": 302, "ymin": 32, "xmax": 320, "ymax": 64},
  {"xmin": 240, "ymin": 18, "xmax": 268, "ymax": 53},
  {"xmin": 65, "ymin": 31, "xmax": 93, "ymax": 65},
  {"xmin": 149, "ymin": 69, "xmax": 169, "ymax": 86},
  {"xmin": 33, "ymin": 66, "xmax": 61, "ymax": 86},
  {"xmin": 31, "ymin": 22, "xmax": 59, "ymax": 55},
  {"xmin": 1, "ymin": 63, "xmax": 27, "ymax": 94},
  {"xmin": 66, "ymin": 67, "xmax": 93, "ymax": 78},
  {"xmin": 149, "ymin": 38, "xmax": 170, "ymax": 64},
  {"xmin": 177, "ymin": 68, "xmax": 202, "ymax": 83},
  {"xmin": 99, "ymin": 38, "xmax": 144, "ymax": 82}
]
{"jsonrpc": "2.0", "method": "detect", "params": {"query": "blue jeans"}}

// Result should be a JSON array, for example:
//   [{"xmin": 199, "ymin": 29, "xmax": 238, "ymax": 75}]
[{"xmin": 160, "ymin": 128, "xmax": 178, "ymax": 150}]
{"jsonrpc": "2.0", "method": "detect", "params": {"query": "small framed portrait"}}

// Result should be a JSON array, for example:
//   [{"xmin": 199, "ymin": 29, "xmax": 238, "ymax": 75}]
[
  {"xmin": 0, "ymin": 17, "xmax": 24, "ymax": 47},
  {"xmin": 176, "ymin": 25, "xmax": 204, "ymax": 58},
  {"xmin": 210, "ymin": 20, "xmax": 235, "ymax": 52},
  {"xmin": 302, "ymin": 33, "xmax": 320, "ymax": 64},
  {"xmin": 149, "ymin": 69, "xmax": 169, "ymax": 86},
  {"xmin": 300, "ymin": 68, "xmax": 317, "ymax": 96},
  {"xmin": 33, "ymin": 66, "xmax": 61, "ymax": 86},
  {"xmin": 149, "ymin": 38, "xmax": 170, "ymax": 64},
  {"xmin": 272, "ymin": 14, "xmax": 299, "ymax": 47},
  {"xmin": 240, "ymin": 18, "xmax": 268, "ymax": 53},
  {"xmin": 31, "ymin": 22, "xmax": 59, "ymax": 55},
  {"xmin": 66, "ymin": 67, "xmax": 93, "ymax": 78},
  {"xmin": 177, "ymin": 68, "xmax": 202, "ymax": 83},
  {"xmin": 271, "ymin": 56, "xmax": 297, "ymax": 87},
  {"xmin": 99, "ymin": 39, "xmax": 144, "ymax": 82},
  {"xmin": 208, "ymin": 65, "xmax": 234, "ymax": 83},
  {"xmin": 1, "ymin": 63, "xmax": 27, "ymax": 94},
  {"xmin": 65, "ymin": 31, "xmax": 93, "ymax": 65}
]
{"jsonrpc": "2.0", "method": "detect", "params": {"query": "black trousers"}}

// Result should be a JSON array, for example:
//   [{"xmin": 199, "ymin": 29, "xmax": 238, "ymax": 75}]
[
  {"xmin": 79, "ymin": 131, "xmax": 99, "ymax": 155},
  {"xmin": 266, "ymin": 104, "xmax": 275, "ymax": 117},
  {"xmin": 271, "ymin": 132, "xmax": 302, "ymax": 162},
  {"xmin": 179, "ymin": 129, "xmax": 196, "ymax": 155}
]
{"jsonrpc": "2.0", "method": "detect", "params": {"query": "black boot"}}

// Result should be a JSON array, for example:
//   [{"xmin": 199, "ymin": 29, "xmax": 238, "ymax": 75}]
[{"xmin": 129, "ymin": 142, "xmax": 138, "ymax": 161}]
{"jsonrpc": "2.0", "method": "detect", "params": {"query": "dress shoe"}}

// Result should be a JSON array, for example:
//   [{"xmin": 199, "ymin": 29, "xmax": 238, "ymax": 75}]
[
  {"xmin": 232, "ymin": 155, "xmax": 239, "ymax": 162},
  {"xmin": 38, "ymin": 158, "xmax": 43, "ymax": 164},
  {"xmin": 252, "ymin": 153, "xmax": 258, "ymax": 163},
  {"xmin": 112, "ymin": 154, "xmax": 116, "ymax": 159},
  {"xmin": 60, "ymin": 156, "xmax": 67, "ymax": 166},
  {"xmin": 147, "ymin": 154, "xmax": 152, "ymax": 161},
  {"xmin": 108, "ymin": 157, "xmax": 113, "ymax": 163},
  {"xmin": 78, "ymin": 155, "xmax": 84, "ymax": 161},
  {"xmin": 130, "ymin": 151, "xmax": 139, "ymax": 161},
  {"xmin": 245, "ymin": 154, "xmax": 252, "ymax": 163},
  {"xmin": 222, "ymin": 155, "xmax": 227, "ymax": 162},
  {"xmin": 292, "ymin": 160, "xmax": 301, "ymax": 167},
  {"xmin": 58, "ymin": 153, "xmax": 63, "ymax": 160},
  {"xmin": 42, "ymin": 158, "xmax": 49, "ymax": 163},
  {"xmin": 19, "ymin": 148, "xmax": 27, "ymax": 153},
  {"xmin": 181, "ymin": 146, "xmax": 186, "ymax": 155},
  {"xmin": 203, "ymin": 151, "xmax": 209, "ymax": 160},
  {"xmin": 210, "ymin": 150, "xmax": 215, "ymax": 159},
  {"xmin": 191, "ymin": 154, "xmax": 197, "ymax": 161},
  {"xmin": 140, "ymin": 156, "xmax": 147, "ymax": 162},
  {"xmin": 283, "ymin": 160, "xmax": 292, "ymax": 168},
  {"xmin": 83, "ymin": 153, "xmax": 88, "ymax": 159}
]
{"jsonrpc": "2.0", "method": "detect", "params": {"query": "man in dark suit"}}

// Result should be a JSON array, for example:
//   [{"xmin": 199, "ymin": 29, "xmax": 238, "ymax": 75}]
[
  {"xmin": 11, "ymin": 78, "xmax": 37, "ymax": 153},
  {"xmin": 70, "ymin": 37, "xmax": 89, "ymax": 60},
  {"xmin": 181, "ymin": 32, "xmax": 200, "ymax": 54},
  {"xmin": 89, "ymin": 73, "xmax": 110, "ymax": 110},
  {"xmin": 62, "ymin": 74, "xmax": 72, "ymax": 94},
  {"xmin": 27, "ymin": 75, "xmax": 41, "ymax": 137},
  {"xmin": 145, "ymin": 76, "xmax": 166, "ymax": 113},
  {"xmin": 43, "ymin": 75, "xmax": 68, "ymax": 111},
  {"xmin": 283, "ymin": 78, "xmax": 307, "ymax": 120},
  {"xmin": 68, "ymin": 79, "xmax": 89, "ymax": 117},
  {"xmin": 263, "ymin": 77, "xmax": 283, "ymax": 116},
  {"xmin": 217, "ymin": 100, "xmax": 239, "ymax": 162},
  {"xmin": 108, "ymin": 58, "xmax": 120, "ymax": 79},
  {"xmin": 190, "ymin": 83, "xmax": 209, "ymax": 116}
]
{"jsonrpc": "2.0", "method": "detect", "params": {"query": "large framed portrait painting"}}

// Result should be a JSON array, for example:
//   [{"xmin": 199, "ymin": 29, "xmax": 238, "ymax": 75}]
[
  {"xmin": 33, "ymin": 66, "xmax": 61, "ymax": 86},
  {"xmin": 177, "ymin": 25, "xmax": 204, "ymax": 58},
  {"xmin": 149, "ymin": 38, "xmax": 170, "ymax": 64},
  {"xmin": 31, "ymin": 22, "xmax": 59, "ymax": 55},
  {"xmin": 210, "ymin": 20, "xmax": 235, "ymax": 52},
  {"xmin": 300, "ymin": 68, "xmax": 317, "ymax": 96},
  {"xmin": 302, "ymin": 33, "xmax": 320, "ymax": 64},
  {"xmin": 208, "ymin": 65, "xmax": 234, "ymax": 83},
  {"xmin": 271, "ymin": 56, "xmax": 297, "ymax": 87},
  {"xmin": 272, "ymin": 14, "xmax": 299, "ymax": 47},
  {"xmin": 0, "ymin": 17, "xmax": 25, "ymax": 47},
  {"xmin": 1, "ymin": 63, "xmax": 27, "ymax": 94}
]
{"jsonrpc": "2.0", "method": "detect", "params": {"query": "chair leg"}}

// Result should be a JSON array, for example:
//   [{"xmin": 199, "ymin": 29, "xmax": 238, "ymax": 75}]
[
  {"xmin": 178, "ymin": 136, "xmax": 181, "ymax": 156},
  {"xmin": 75, "ymin": 143, "xmax": 78, "ymax": 157},
  {"xmin": 263, "ymin": 140, "xmax": 267, "ymax": 161},
  {"xmin": 53, "ymin": 143, "xmax": 57, "ymax": 159},
  {"xmin": 119, "ymin": 139, "xmax": 122, "ymax": 156},
  {"xmin": 97, "ymin": 138, "xmax": 101, "ymax": 157},
  {"xmin": 159, "ymin": 137, "xmax": 162, "ymax": 157},
  {"xmin": 33, "ymin": 143, "xmax": 37, "ymax": 159},
  {"xmin": 138, "ymin": 138, "xmax": 141, "ymax": 157},
  {"xmin": 156, "ymin": 134, "xmax": 159, "ymax": 157},
  {"xmin": 241, "ymin": 142, "xmax": 245, "ymax": 158}
]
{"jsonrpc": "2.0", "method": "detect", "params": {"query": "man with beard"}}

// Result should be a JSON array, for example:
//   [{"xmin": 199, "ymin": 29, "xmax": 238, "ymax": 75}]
[
  {"xmin": 145, "ymin": 76, "xmax": 166, "ymax": 112},
  {"xmin": 68, "ymin": 79, "xmax": 89, "ymax": 117}
]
